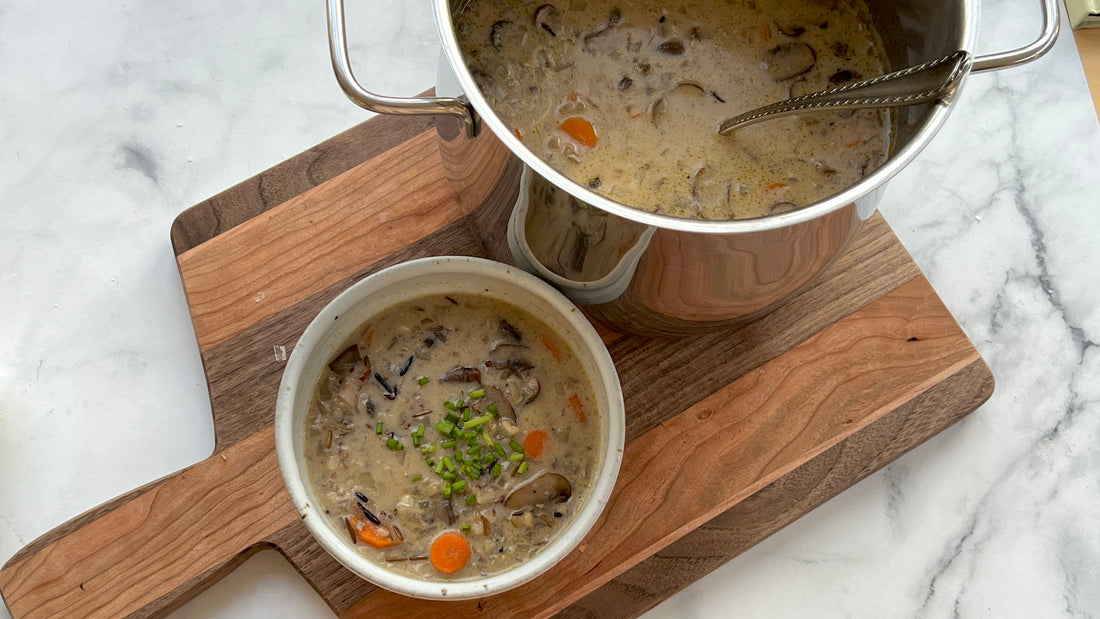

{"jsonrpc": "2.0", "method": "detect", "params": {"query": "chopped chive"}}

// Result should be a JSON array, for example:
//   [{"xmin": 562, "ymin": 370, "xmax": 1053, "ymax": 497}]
[
  {"xmin": 442, "ymin": 482, "xmax": 452, "ymax": 498},
  {"xmin": 464, "ymin": 414, "xmax": 494, "ymax": 429},
  {"xmin": 411, "ymin": 474, "xmax": 422, "ymax": 482},
  {"xmin": 445, "ymin": 412, "xmax": 461, "ymax": 425},
  {"xmin": 441, "ymin": 471, "xmax": 457, "ymax": 481},
  {"xmin": 493, "ymin": 443, "xmax": 507, "ymax": 457},
  {"xmin": 451, "ymin": 480, "xmax": 467, "ymax": 493},
  {"xmin": 465, "ymin": 494, "xmax": 478, "ymax": 506},
  {"xmin": 456, "ymin": 399, "xmax": 466, "ymax": 408},
  {"xmin": 462, "ymin": 408, "xmax": 471, "ymax": 422},
  {"xmin": 417, "ymin": 376, "xmax": 430, "ymax": 386},
  {"xmin": 487, "ymin": 404, "xmax": 499, "ymax": 415},
  {"xmin": 480, "ymin": 430, "xmax": 494, "ymax": 445},
  {"xmin": 426, "ymin": 456, "xmax": 436, "ymax": 467},
  {"xmin": 517, "ymin": 461, "xmax": 530, "ymax": 475},
  {"xmin": 509, "ymin": 440, "xmax": 524, "ymax": 454},
  {"xmin": 463, "ymin": 431, "xmax": 477, "ymax": 441},
  {"xmin": 482, "ymin": 453, "xmax": 497, "ymax": 466},
  {"xmin": 468, "ymin": 388, "xmax": 486, "ymax": 399},
  {"xmin": 468, "ymin": 444, "xmax": 482, "ymax": 456},
  {"xmin": 386, "ymin": 438, "xmax": 404, "ymax": 451},
  {"xmin": 415, "ymin": 423, "xmax": 425, "ymax": 437},
  {"xmin": 444, "ymin": 401, "xmax": 459, "ymax": 412},
  {"xmin": 492, "ymin": 463, "xmax": 502, "ymax": 478},
  {"xmin": 434, "ymin": 458, "xmax": 445, "ymax": 474},
  {"xmin": 412, "ymin": 435, "xmax": 421, "ymax": 448},
  {"xmin": 460, "ymin": 523, "xmax": 472, "ymax": 533},
  {"xmin": 435, "ymin": 420, "xmax": 455, "ymax": 436},
  {"xmin": 442, "ymin": 456, "xmax": 455, "ymax": 472},
  {"xmin": 454, "ymin": 450, "xmax": 465, "ymax": 465},
  {"xmin": 509, "ymin": 452, "xmax": 524, "ymax": 462},
  {"xmin": 375, "ymin": 422, "xmax": 384, "ymax": 435},
  {"xmin": 421, "ymin": 444, "xmax": 436, "ymax": 455},
  {"xmin": 441, "ymin": 439, "xmax": 457, "ymax": 449}
]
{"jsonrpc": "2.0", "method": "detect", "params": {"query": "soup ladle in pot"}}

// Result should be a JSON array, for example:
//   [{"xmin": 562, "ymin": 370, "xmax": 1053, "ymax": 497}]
[{"xmin": 717, "ymin": 50, "xmax": 973, "ymax": 135}]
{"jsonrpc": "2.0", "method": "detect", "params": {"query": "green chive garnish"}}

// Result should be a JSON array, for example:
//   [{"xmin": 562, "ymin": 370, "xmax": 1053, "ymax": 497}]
[
  {"xmin": 386, "ymin": 438, "xmax": 404, "ymax": 451},
  {"xmin": 417, "ymin": 376, "xmax": 429, "ymax": 386},
  {"xmin": 465, "ymin": 494, "xmax": 478, "ymax": 506},
  {"xmin": 509, "ymin": 440, "xmax": 524, "ymax": 454},
  {"xmin": 442, "ymin": 482, "xmax": 452, "ymax": 497},
  {"xmin": 444, "ymin": 401, "xmax": 459, "ymax": 412},
  {"xmin": 442, "ymin": 456, "xmax": 455, "ymax": 472},
  {"xmin": 464, "ymin": 414, "xmax": 493, "ymax": 429},
  {"xmin": 420, "ymin": 444, "xmax": 436, "ymax": 455},
  {"xmin": 451, "ymin": 480, "xmax": 467, "ymax": 493},
  {"xmin": 493, "ymin": 443, "xmax": 507, "ymax": 457},
  {"xmin": 456, "ymin": 399, "xmax": 466, "ymax": 408},
  {"xmin": 487, "ymin": 404, "xmax": 499, "ymax": 415},
  {"xmin": 434, "ymin": 458, "xmax": 444, "ymax": 474},
  {"xmin": 509, "ymin": 452, "xmax": 524, "ymax": 462},
  {"xmin": 441, "ymin": 439, "xmax": 457, "ymax": 449},
  {"xmin": 441, "ymin": 471, "xmax": 457, "ymax": 481},
  {"xmin": 492, "ymin": 463, "xmax": 502, "ymax": 478},
  {"xmin": 412, "ymin": 435, "xmax": 421, "ymax": 448},
  {"xmin": 375, "ymin": 422, "xmax": 383, "ymax": 435},
  {"xmin": 460, "ymin": 523, "xmax": 472, "ymax": 533},
  {"xmin": 468, "ymin": 388, "xmax": 486, "ymax": 399},
  {"xmin": 517, "ymin": 461, "xmax": 529, "ymax": 475},
  {"xmin": 435, "ymin": 420, "xmax": 455, "ymax": 436},
  {"xmin": 411, "ymin": 474, "xmax": 422, "ymax": 482}
]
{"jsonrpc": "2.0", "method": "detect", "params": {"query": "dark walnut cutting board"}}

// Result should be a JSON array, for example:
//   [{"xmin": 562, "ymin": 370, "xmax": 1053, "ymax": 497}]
[{"xmin": 0, "ymin": 112, "xmax": 993, "ymax": 618}]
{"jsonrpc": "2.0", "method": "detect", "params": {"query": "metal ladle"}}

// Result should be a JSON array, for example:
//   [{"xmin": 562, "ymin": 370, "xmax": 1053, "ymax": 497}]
[{"xmin": 717, "ymin": 50, "xmax": 973, "ymax": 135}]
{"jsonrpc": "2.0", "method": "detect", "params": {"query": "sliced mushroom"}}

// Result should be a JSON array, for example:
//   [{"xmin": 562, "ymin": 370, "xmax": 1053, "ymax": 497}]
[
  {"xmin": 440, "ymin": 366, "xmax": 482, "ymax": 383},
  {"xmin": 498, "ymin": 318, "xmax": 523, "ymax": 342},
  {"xmin": 533, "ymin": 4, "xmax": 561, "ymax": 36},
  {"xmin": 656, "ymin": 39, "xmax": 685, "ymax": 55},
  {"xmin": 691, "ymin": 166, "xmax": 731, "ymax": 212},
  {"xmin": 484, "ymin": 385, "xmax": 517, "ymax": 422},
  {"xmin": 329, "ymin": 345, "xmax": 362, "ymax": 373},
  {"xmin": 504, "ymin": 473, "xmax": 573, "ymax": 509},
  {"xmin": 829, "ymin": 69, "xmax": 862, "ymax": 84},
  {"xmin": 490, "ymin": 20, "xmax": 512, "ymax": 50},
  {"xmin": 582, "ymin": 7, "xmax": 622, "ymax": 45},
  {"xmin": 769, "ymin": 201, "xmax": 799, "ymax": 214},
  {"xmin": 671, "ymin": 81, "xmax": 706, "ymax": 98},
  {"xmin": 760, "ymin": 43, "xmax": 816, "ymax": 81},
  {"xmin": 776, "ymin": 22, "xmax": 806, "ymax": 37},
  {"xmin": 487, "ymin": 358, "xmax": 535, "ymax": 376},
  {"xmin": 520, "ymin": 376, "xmax": 540, "ymax": 405}
]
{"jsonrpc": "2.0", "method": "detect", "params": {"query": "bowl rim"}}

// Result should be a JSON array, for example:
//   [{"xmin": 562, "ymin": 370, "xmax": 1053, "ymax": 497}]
[{"xmin": 274, "ymin": 256, "xmax": 625, "ymax": 600}]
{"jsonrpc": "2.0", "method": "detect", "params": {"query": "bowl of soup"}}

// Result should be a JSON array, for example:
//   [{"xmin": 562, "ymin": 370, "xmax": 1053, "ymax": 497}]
[{"xmin": 274, "ymin": 256, "xmax": 625, "ymax": 599}]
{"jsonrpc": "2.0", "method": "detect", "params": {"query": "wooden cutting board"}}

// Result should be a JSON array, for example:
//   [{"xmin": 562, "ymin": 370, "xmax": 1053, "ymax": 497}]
[{"xmin": 0, "ymin": 113, "xmax": 994, "ymax": 619}]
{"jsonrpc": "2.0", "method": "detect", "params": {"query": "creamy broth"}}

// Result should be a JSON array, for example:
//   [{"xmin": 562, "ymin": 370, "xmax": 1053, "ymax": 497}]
[
  {"xmin": 304, "ymin": 294, "xmax": 601, "ymax": 580},
  {"xmin": 456, "ymin": 0, "xmax": 890, "ymax": 219}
]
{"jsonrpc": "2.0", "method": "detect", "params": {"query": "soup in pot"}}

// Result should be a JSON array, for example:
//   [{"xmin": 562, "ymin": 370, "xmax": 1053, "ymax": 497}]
[
  {"xmin": 456, "ymin": 0, "xmax": 891, "ymax": 219},
  {"xmin": 304, "ymin": 293, "xmax": 602, "ymax": 580}
]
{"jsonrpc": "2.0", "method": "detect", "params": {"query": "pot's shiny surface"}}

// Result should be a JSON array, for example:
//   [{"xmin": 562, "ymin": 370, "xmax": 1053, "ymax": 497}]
[{"xmin": 329, "ymin": 0, "xmax": 1057, "ymax": 335}]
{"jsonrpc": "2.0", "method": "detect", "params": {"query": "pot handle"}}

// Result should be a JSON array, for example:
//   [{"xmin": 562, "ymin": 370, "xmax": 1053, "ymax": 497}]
[
  {"xmin": 326, "ymin": 0, "xmax": 479, "ymax": 138},
  {"xmin": 971, "ymin": 0, "xmax": 1060, "ymax": 72}
]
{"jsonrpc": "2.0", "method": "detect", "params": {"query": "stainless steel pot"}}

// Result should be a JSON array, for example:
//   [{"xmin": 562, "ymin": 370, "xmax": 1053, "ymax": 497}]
[{"xmin": 327, "ymin": 0, "xmax": 1058, "ymax": 336}]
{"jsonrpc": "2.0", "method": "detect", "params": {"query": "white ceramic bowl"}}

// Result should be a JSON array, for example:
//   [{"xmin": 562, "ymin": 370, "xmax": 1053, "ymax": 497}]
[{"xmin": 274, "ymin": 256, "xmax": 625, "ymax": 600}]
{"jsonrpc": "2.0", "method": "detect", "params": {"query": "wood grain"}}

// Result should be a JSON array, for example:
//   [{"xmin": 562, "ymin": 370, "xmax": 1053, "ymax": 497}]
[
  {"xmin": 0, "ymin": 428, "xmax": 295, "ymax": 619},
  {"xmin": 176, "ymin": 130, "xmax": 470, "ymax": 353},
  {"xmin": 338, "ymin": 276, "xmax": 981, "ymax": 618},
  {"xmin": 0, "ymin": 115, "xmax": 995, "ymax": 619}
]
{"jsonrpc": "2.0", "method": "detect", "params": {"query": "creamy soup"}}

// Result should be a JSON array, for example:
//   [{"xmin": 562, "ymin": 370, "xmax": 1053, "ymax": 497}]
[
  {"xmin": 304, "ymin": 293, "xmax": 601, "ymax": 580},
  {"xmin": 456, "ymin": 0, "xmax": 890, "ymax": 219}
]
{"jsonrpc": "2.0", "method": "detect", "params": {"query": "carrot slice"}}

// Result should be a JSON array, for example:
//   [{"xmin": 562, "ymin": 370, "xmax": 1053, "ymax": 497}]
[
  {"xmin": 560, "ymin": 117, "xmax": 598, "ymax": 147},
  {"xmin": 538, "ymin": 334, "xmax": 562, "ymax": 362},
  {"xmin": 430, "ymin": 531, "xmax": 471, "ymax": 574},
  {"xmin": 764, "ymin": 181, "xmax": 788, "ymax": 192},
  {"xmin": 349, "ymin": 516, "xmax": 400, "ymax": 548},
  {"xmin": 568, "ymin": 393, "xmax": 587, "ymax": 423},
  {"xmin": 523, "ymin": 430, "xmax": 550, "ymax": 458}
]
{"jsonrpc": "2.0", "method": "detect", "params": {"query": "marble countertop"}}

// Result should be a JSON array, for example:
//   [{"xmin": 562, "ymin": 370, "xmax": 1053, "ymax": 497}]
[{"xmin": 2, "ymin": 0, "xmax": 1098, "ymax": 617}]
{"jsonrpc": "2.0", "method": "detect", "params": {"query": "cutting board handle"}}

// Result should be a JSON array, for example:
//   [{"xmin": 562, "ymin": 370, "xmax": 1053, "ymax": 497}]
[{"xmin": 0, "ymin": 427, "xmax": 298, "ymax": 618}]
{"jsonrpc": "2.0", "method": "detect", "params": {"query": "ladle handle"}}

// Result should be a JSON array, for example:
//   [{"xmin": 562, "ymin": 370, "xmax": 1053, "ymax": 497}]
[
  {"xmin": 718, "ymin": 50, "xmax": 974, "ymax": 135},
  {"xmin": 718, "ymin": 0, "xmax": 1060, "ymax": 134},
  {"xmin": 326, "ymin": 0, "xmax": 479, "ymax": 138}
]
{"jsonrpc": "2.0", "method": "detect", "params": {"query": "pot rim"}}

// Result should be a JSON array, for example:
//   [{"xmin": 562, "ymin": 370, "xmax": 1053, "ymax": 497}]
[{"xmin": 433, "ymin": 0, "xmax": 979, "ymax": 234}]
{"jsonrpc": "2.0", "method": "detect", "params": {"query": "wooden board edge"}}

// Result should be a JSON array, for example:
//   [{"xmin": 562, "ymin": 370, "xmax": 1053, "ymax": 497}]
[
  {"xmin": 555, "ymin": 355, "xmax": 994, "ymax": 619},
  {"xmin": 170, "ymin": 106, "xmax": 436, "ymax": 255}
]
